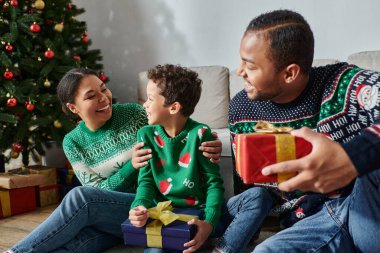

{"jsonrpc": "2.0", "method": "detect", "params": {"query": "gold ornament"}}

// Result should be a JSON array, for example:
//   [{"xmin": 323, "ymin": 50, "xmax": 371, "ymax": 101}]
[
  {"xmin": 10, "ymin": 150, "xmax": 19, "ymax": 159},
  {"xmin": 44, "ymin": 79, "xmax": 51, "ymax": 88},
  {"xmin": 35, "ymin": 0, "xmax": 45, "ymax": 10},
  {"xmin": 54, "ymin": 23, "xmax": 64, "ymax": 32},
  {"xmin": 54, "ymin": 120, "xmax": 62, "ymax": 128},
  {"xmin": 38, "ymin": 57, "xmax": 42, "ymax": 61}
]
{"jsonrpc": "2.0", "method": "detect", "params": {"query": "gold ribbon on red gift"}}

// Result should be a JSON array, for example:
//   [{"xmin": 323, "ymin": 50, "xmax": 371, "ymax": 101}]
[
  {"xmin": 0, "ymin": 190, "xmax": 11, "ymax": 217},
  {"xmin": 255, "ymin": 121, "xmax": 296, "ymax": 183},
  {"xmin": 145, "ymin": 201, "xmax": 198, "ymax": 248}
]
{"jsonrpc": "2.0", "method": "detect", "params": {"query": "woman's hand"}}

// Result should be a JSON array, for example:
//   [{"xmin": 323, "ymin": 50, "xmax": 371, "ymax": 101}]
[
  {"xmin": 183, "ymin": 219, "xmax": 213, "ymax": 253},
  {"xmin": 132, "ymin": 142, "xmax": 152, "ymax": 169},
  {"xmin": 199, "ymin": 132, "xmax": 222, "ymax": 164},
  {"xmin": 128, "ymin": 206, "xmax": 149, "ymax": 227}
]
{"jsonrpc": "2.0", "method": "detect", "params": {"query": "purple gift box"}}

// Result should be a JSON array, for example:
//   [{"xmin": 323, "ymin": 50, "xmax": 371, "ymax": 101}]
[{"xmin": 121, "ymin": 208, "xmax": 204, "ymax": 251}]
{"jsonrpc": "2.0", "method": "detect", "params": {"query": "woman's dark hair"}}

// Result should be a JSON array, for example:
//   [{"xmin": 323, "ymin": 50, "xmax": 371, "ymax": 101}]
[
  {"xmin": 147, "ymin": 64, "xmax": 202, "ymax": 117},
  {"xmin": 246, "ymin": 9, "xmax": 314, "ymax": 74},
  {"xmin": 57, "ymin": 68, "xmax": 98, "ymax": 120}
]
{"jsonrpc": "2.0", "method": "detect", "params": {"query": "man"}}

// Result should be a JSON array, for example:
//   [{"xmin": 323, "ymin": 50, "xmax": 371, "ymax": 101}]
[{"xmin": 215, "ymin": 9, "xmax": 380, "ymax": 253}]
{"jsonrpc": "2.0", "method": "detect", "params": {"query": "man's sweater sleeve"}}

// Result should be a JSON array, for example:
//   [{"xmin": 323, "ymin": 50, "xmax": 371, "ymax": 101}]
[{"xmin": 341, "ymin": 122, "xmax": 380, "ymax": 176}]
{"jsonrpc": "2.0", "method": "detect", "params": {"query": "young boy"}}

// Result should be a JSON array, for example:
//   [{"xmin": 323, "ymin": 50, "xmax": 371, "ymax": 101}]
[{"xmin": 128, "ymin": 64, "xmax": 224, "ymax": 253}]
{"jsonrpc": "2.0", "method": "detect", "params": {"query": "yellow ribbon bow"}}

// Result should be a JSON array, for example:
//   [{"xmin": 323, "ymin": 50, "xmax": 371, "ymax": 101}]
[{"xmin": 145, "ymin": 201, "xmax": 198, "ymax": 248}]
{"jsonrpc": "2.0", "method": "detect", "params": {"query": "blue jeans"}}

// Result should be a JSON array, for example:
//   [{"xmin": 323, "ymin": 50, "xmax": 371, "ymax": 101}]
[
  {"xmin": 144, "ymin": 187, "xmax": 273, "ymax": 253},
  {"xmin": 253, "ymin": 168, "xmax": 380, "ymax": 253},
  {"xmin": 215, "ymin": 187, "xmax": 273, "ymax": 253},
  {"xmin": 10, "ymin": 186, "xmax": 135, "ymax": 253}
]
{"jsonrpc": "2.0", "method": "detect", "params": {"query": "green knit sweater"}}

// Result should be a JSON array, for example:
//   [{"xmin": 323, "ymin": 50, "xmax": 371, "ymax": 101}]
[
  {"xmin": 131, "ymin": 118, "xmax": 224, "ymax": 228},
  {"xmin": 63, "ymin": 103, "xmax": 147, "ymax": 192}
]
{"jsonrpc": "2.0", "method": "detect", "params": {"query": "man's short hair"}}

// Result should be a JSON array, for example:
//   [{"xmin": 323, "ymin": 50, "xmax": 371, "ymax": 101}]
[{"xmin": 246, "ymin": 9, "xmax": 314, "ymax": 74}]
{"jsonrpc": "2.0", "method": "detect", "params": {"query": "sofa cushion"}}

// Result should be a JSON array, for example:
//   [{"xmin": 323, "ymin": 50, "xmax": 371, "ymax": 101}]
[
  {"xmin": 312, "ymin": 59, "xmax": 339, "ymax": 67},
  {"xmin": 347, "ymin": 50, "xmax": 380, "ymax": 72},
  {"xmin": 229, "ymin": 71, "xmax": 245, "ymax": 100},
  {"xmin": 138, "ymin": 66, "xmax": 230, "ymax": 129}
]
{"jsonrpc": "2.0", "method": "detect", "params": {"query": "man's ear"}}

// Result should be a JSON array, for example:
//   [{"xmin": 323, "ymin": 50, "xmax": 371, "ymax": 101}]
[
  {"xmin": 169, "ymin": 102, "xmax": 182, "ymax": 115},
  {"xmin": 283, "ymin": 64, "xmax": 301, "ymax": 84},
  {"xmin": 66, "ymin": 103, "xmax": 79, "ymax": 114}
]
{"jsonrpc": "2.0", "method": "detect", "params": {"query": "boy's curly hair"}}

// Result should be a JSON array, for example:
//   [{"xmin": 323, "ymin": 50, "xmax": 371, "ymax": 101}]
[{"xmin": 147, "ymin": 64, "xmax": 202, "ymax": 117}]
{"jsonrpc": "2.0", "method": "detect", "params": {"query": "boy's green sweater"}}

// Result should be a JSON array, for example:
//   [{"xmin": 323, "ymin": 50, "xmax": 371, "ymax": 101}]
[
  {"xmin": 131, "ymin": 118, "xmax": 224, "ymax": 228},
  {"xmin": 63, "ymin": 103, "xmax": 147, "ymax": 192}
]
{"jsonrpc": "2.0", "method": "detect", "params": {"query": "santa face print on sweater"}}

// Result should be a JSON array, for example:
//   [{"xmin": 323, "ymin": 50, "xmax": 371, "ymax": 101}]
[
  {"xmin": 356, "ymin": 84, "xmax": 379, "ymax": 110},
  {"xmin": 143, "ymin": 80, "xmax": 172, "ymax": 125}
]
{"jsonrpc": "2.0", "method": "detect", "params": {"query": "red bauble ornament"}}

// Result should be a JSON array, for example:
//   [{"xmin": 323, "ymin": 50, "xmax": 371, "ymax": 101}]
[
  {"xmin": 30, "ymin": 22, "xmax": 40, "ymax": 33},
  {"xmin": 99, "ymin": 73, "xmax": 107, "ymax": 82},
  {"xmin": 83, "ymin": 31, "xmax": 88, "ymax": 37},
  {"xmin": 26, "ymin": 103, "xmax": 35, "ymax": 111},
  {"xmin": 7, "ymin": 97, "xmax": 17, "ymax": 107},
  {"xmin": 73, "ymin": 55, "xmax": 81, "ymax": 61},
  {"xmin": 44, "ymin": 49, "xmax": 54, "ymax": 59},
  {"xmin": 10, "ymin": 0, "xmax": 18, "ymax": 6},
  {"xmin": 67, "ymin": 3, "xmax": 72, "ymax": 9},
  {"xmin": 82, "ymin": 37, "xmax": 89, "ymax": 43},
  {"xmin": 3, "ymin": 69, "xmax": 13, "ymax": 80},
  {"xmin": 12, "ymin": 142, "xmax": 23, "ymax": 153},
  {"xmin": 5, "ymin": 43, "xmax": 13, "ymax": 51}
]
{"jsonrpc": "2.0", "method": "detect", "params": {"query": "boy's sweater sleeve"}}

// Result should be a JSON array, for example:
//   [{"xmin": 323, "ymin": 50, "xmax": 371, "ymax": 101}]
[
  {"xmin": 197, "ymin": 126, "xmax": 225, "ymax": 229},
  {"xmin": 341, "ymin": 122, "xmax": 380, "ymax": 176},
  {"xmin": 131, "ymin": 130, "xmax": 157, "ymax": 209},
  {"xmin": 63, "ymin": 137, "xmax": 137, "ymax": 192}
]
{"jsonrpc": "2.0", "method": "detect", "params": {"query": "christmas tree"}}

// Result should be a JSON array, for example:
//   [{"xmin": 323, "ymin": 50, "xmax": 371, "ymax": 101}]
[{"xmin": 0, "ymin": 0, "xmax": 106, "ymax": 166}]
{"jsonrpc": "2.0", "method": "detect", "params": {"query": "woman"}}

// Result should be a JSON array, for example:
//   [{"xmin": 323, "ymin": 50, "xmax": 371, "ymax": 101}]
[{"xmin": 7, "ymin": 68, "xmax": 222, "ymax": 253}]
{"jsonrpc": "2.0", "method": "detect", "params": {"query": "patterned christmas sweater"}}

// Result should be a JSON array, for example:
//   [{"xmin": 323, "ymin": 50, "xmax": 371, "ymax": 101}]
[
  {"xmin": 131, "ymin": 118, "xmax": 224, "ymax": 228},
  {"xmin": 63, "ymin": 103, "xmax": 147, "ymax": 192},
  {"xmin": 229, "ymin": 62, "xmax": 380, "ymax": 226}
]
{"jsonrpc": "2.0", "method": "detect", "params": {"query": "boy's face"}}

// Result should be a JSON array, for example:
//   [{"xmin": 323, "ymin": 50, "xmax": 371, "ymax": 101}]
[
  {"xmin": 237, "ymin": 31, "xmax": 284, "ymax": 102},
  {"xmin": 143, "ymin": 80, "xmax": 171, "ymax": 125}
]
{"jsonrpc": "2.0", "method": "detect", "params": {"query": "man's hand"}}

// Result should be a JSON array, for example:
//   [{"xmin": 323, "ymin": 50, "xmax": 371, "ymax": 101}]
[
  {"xmin": 261, "ymin": 127, "xmax": 358, "ymax": 193},
  {"xmin": 132, "ymin": 142, "xmax": 152, "ymax": 169},
  {"xmin": 128, "ymin": 206, "xmax": 149, "ymax": 227},
  {"xmin": 199, "ymin": 132, "xmax": 222, "ymax": 164},
  {"xmin": 183, "ymin": 219, "xmax": 213, "ymax": 253}
]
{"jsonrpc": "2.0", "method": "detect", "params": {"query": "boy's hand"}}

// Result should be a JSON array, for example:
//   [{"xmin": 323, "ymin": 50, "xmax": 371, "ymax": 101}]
[
  {"xmin": 183, "ymin": 219, "xmax": 213, "ymax": 253},
  {"xmin": 199, "ymin": 132, "xmax": 222, "ymax": 164},
  {"xmin": 129, "ymin": 206, "xmax": 149, "ymax": 227},
  {"xmin": 132, "ymin": 142, "xmax": 152, "ymax": 169}
]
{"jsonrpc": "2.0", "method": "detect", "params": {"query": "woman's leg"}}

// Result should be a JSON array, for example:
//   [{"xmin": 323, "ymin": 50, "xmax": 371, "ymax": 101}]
[
  {"xmin": 10, "ymin": 186, "xmax": 134, "ymax": 253},
  {"xmin": 214, "ymin": 187, "xmax": 273, "ymax": 253}
]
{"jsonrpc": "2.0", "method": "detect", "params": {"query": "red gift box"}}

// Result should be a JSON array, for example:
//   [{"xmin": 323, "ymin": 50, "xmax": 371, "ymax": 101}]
[
  {"xmin": 0, "ymin": 186, "xmax": 37, "ymax": 218},
  {"xmin": 235, "ymin": 133, "xmax": 312, "ymax": 184}
]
